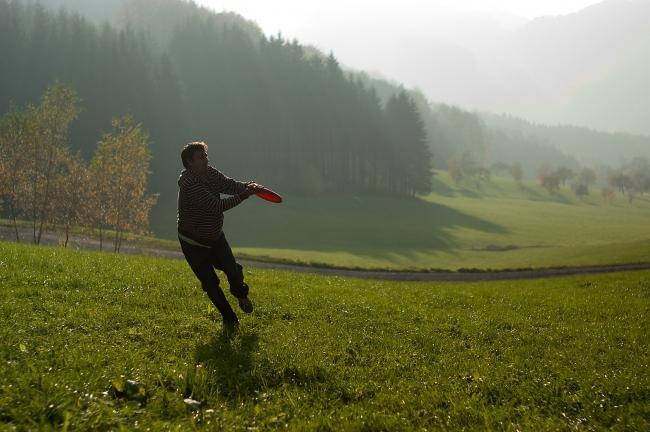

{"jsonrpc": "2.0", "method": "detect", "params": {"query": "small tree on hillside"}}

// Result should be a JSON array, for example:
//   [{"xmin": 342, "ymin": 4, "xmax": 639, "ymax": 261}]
[
  {"xmin": 21, "ymin": 82, "xmax": 80, "ymax": 244},
  {"xmin": 89, "ymin": 148, "xmax": 111, "ymax": 251},
  {"xmin": 577, "ymin": 168, "xmax": 597, "ymax": 188},
  {"xmin": 628, "ymin": 157, "xmax": 650, "ymax": 195},
  {"xmin": 601, "ymin": 187, "xmax": 615, "ymax": 204},
  {"xmin": 491, "ymin": 161, "xmax": 510, "ymax": 176},
  {"xmin": 510, "ymin": 162, "xmax": 523, "ymax": 188},
  {"xmin": 90, "ymin": 115, "xmax": 157, "ymax": 253},
  {"xmin": 608, "ymin": 171, "xmax": 633, "ymax": 194},
  {"xmin": 0, "ymin": 107, "xmax": 30, "ymax": 241},
  {"xmin": 53, "ymin": 154, "xmax": 90, "ymax": 248},
  {"xmin": 447, "ymin": 155, "xmax": 463, "ymax": 185},
  {"xmin": 538, "ymin": 166, "xmax": 560, "ymax": 193},
  {"xmin": 572, "ymin": 182, "xmax": 589, "ymax": 198},
  {"xmin": 555, "ymin": 166, "xmax": 574, "ymax": 186},
  {"xmin": 628, "ymin": 190, "xmax": 637, "ymax": 204},
  {"xmin": 541, "ymin": 174, "xmax": 560, "ymax": 193}
]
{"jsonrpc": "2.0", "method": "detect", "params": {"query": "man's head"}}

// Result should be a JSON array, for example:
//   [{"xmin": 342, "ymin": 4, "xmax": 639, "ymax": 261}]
[{"xmin": 181, "ymin": 141, "xmax": 209, "ymax": 175}]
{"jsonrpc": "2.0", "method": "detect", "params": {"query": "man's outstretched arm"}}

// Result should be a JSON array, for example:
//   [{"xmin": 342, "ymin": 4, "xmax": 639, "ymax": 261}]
[
  {"xmin": 206, "ymin": 166, "xmax": 250, "ymax": 196},
  {"xmin": 183, "ymin": 176, "xmax": 253, "ymax": 214}
]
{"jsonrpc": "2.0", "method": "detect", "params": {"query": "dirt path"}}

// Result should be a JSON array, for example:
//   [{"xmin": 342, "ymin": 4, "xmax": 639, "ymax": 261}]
[{"xmin": 2, "ymin": 225, "xmax": 649, "ymax": 282}]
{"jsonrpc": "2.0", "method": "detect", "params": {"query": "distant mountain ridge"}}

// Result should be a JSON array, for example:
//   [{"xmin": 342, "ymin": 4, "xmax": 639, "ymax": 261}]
[
  {"xmin": 494, "ymin": 0, "xmax": 650, "ymax": 135},
  {"xmin": 480, "ymin": 111, "xmax": 650, "ymax": 167}
]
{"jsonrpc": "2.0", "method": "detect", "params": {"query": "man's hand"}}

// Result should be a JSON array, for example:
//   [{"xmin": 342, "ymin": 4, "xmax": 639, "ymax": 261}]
[
  {"xmin": 240, "ymin": 181, "xmax": 263, "ymax": 200},
  {"xmin": 245, "ymin": 181, "xmax": 262, "ymax": 192}
]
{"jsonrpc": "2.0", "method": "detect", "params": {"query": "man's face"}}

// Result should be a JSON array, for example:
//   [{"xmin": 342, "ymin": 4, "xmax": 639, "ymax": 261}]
[{"xmin": 188, "ymin": 149, "xmax": 209, "ymax": 175}]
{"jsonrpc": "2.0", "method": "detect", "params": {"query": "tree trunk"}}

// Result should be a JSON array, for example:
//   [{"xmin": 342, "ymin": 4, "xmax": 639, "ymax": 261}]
[
  {"xmin": 114, "ymin": 227, "xmax": 119, "ymax": 253},
  {"xmin": 36, "ymin": 217, "xmax": 45, "ymax": 245},
  {"xmin": 117, "ymin": 230, "xmax": 124, "ymax": 253},
  {"xmin": 64, "ymin": 225, "xmax": 70, "ymax": 248},
  {"xmin": 9, "ymin": 201, "xmax": 20, "ymax": 242},
  {"xmin": 37, "ymin": 146, "xmax": 56, "ymax": 245}
]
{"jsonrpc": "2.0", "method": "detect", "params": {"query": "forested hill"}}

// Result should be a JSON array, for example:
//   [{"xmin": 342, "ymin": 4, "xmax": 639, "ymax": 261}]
[
  {"xmin": 479, "ymin": 112, "xmax": 650, "ymax": 166},
  {"xmin": 1, "ymin": 0, "xmax": 432, "ymax": 233}
]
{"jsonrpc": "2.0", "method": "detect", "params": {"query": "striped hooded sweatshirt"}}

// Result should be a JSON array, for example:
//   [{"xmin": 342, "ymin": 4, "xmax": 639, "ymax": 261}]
[{"xmin": 177, "ymin": 166, "xmax": 247, "ymax": 244}]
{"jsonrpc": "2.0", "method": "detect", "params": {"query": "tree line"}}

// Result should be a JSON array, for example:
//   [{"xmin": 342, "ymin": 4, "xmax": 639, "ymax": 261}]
[
  {"xmin": 0, "ymin": 82, "xmax": 156, "ymax": 251},
  {"xmin": 534, "ymin": 159, "xmax": 650, "ymax": 202}
]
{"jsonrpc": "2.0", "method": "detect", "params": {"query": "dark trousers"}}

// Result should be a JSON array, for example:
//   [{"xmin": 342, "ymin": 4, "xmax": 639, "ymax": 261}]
[{"xmin": 179, "ymin": 233, "xmax": 249, "ymax": 323}]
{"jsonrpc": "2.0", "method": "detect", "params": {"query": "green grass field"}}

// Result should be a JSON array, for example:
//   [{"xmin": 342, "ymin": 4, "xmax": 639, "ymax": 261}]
[
  {"xmin": 197, "ymin": 171, "xmax": 650, "ymax": 270},
  {"xmin": 1, "ymin": 241, "xmax": 648, "ymax": 430}
]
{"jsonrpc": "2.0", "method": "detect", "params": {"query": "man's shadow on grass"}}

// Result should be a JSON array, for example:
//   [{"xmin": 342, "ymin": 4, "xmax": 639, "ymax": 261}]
[
  {"xmin": 194, "ymin": 331, "xmax": 328, "ymax": 401},
  {"xmin": 194, "ymin": 332, "xmax": 260, "ymax": 399}
]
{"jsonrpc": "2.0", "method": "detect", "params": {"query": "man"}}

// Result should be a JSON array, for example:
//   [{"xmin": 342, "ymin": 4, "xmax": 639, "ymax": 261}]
[{"xmin": 177, "ymin": 141, "xmax": 259, "ymax": 331}]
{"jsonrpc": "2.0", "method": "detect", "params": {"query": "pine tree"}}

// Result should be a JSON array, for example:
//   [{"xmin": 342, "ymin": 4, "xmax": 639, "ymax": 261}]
[{"xmin": 385, "ymin": 91, "xmax": 432, "ymax": 196}]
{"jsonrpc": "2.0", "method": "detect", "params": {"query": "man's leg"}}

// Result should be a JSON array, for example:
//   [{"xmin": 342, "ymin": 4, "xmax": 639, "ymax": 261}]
[
  {"xmin": 179, "ymin": 239, "xmax": 239, "ymax": 323},
  {"xmin": 211, "ymin": 233, "xmax": 250, "ymax": 299}
]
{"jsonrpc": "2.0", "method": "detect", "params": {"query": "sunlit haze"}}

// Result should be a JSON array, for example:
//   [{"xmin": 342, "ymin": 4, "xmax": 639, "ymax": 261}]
[
  {"xmin": 194, "ymin": 0, "xmax": 648, "ymax": 135},
  {"xmin": 191, "ymin": 1, "xmax": 603, "ymax": 88},
  {"xmin": 194, "ymin": 0, "xmax": 605, "ymax": 50}
]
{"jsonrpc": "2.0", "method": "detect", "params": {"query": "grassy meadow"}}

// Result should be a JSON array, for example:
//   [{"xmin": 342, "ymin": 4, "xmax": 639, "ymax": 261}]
[
  {"xmin": 208, "ymin": 171, "xmax": 650, "ymax": 270},
  {"xmin": 1, "ymin": 241, "xmax": 648, "ymax": 430}
]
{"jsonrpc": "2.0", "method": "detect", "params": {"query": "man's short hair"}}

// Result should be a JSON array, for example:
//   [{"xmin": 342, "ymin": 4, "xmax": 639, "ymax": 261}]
[{"xmin": 181, "ymin": 141, "xmax": 208, "ymax": 169}]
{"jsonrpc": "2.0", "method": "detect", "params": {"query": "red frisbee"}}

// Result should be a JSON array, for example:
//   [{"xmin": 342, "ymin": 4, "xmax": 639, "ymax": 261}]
[{"xmin": 255, "ymin": 186, "xmax": 283, "ymax": 203}]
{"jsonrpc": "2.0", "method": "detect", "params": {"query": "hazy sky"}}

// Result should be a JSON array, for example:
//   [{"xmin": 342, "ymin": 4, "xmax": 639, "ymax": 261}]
[
  {"xmin": 195, "ymin": 0, "xmax": 604, "ymax": 33},
  {"xmin": 193, "ymin": 0, "xmax": 604, "ymax": 79},
  {"xmin": 193, "ymin": 0, "xmax": 605, "ymax": 76}
]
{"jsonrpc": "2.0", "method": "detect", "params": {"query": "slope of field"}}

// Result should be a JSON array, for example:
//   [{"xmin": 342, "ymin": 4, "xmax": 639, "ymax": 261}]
[
  {"xmin": 1, "ymin": 242, "xmax": 648, "ymax": 430},
  {"xmin": 178, "ymin": 171, "xmax": 650, "ymax": 270}
]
